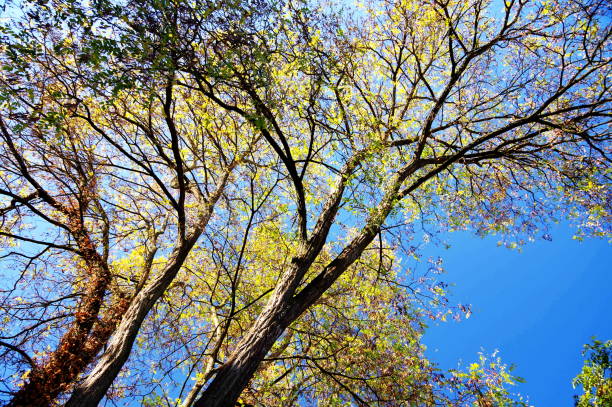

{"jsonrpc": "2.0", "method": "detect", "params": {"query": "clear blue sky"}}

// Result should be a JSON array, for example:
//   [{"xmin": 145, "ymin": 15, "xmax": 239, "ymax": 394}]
[{"xmin": 421, "ymin": 223, "xmax": 611, "ymax": 406}]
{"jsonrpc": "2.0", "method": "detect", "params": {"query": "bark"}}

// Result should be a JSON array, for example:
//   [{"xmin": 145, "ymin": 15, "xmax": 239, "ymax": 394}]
[
  {"xmin": 194, "ymin": 167, "xmax": 405, "ymax": 407},
  {"xmin": 192, "ymin": 233, "xmax": 340, "ymax": 406},
  {"xmin": 194, "ymin": 232, "xmax": 341, "ymax": 405},
  {"xmin": 1, "ymin": 120, "xmax": 129, "ymax": 407},
  {"xmin": 64, "ymin": 243, "xmax": 196, "ymax": 407},
  {"xmin": 194, "ymin": 226, "xmax": 380, "ymax": 407},
  {"xmin": 7, "ymin": 220, "xmax": 120, "ymax": 407},
  {"xmin": 65, "ymin": 169, "xmax": 232, "ymax": 406},
  {"xmin": 194, "ymin": 294, "xmax": 293, "ymax": 406},
  {"xmin": 7, "ymin": 295, "xmax": 129, "ymax": 407}
]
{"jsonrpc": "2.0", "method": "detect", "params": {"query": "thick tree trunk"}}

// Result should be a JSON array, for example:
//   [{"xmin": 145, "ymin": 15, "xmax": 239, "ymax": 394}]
[
  {"xmin": 65, "ymin": 243, "xmax": 195, "ymax": 407},
  {"xmin": 7, "ymin": 298, "xmax": 129, "ymax": 407},
  {"xmin": 193, "ymin": 167, "xmax": 400, "ymax": 406},
  {"xmin": 7, "ymin": 223, "xmax": 117, "ymax": 407},
  {"xmin": 66, "ymin": 170, "xmax": 231, "ymax": 406},
  {"xmin": 195, "ymin": 226, "xmax": 380, "ymax": 406},
  {"xmin": 195, "ymin": 298, "xmax": 291, "ymax": 406}
]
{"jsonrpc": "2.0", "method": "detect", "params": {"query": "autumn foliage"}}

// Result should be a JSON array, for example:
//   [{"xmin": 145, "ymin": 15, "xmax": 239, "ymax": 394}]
[{"xmin": 0, "ymin": 0, "xmax": 609, "ymax": 405}]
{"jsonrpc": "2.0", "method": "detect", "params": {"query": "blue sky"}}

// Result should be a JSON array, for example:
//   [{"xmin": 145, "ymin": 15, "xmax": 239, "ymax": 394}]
[{"xmin": 421, "ymin": 223, "xmax": 611, "ymax": 406}]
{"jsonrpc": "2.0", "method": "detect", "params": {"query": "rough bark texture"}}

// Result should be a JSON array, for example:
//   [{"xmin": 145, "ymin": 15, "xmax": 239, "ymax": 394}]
[
  {"xmin": 195, "ymin": 293, "xmax": 293, "ymax": 406},
  {"xmin": 7, "ymin": 219, "xmax": 121, "ymax": 407},
  {"xmin": 7, "ymin": 298, "xmax": 129, "ymax": 407},
  {"xmin": 64, "ymin": 244, "xmax": 195, "ymax": 407},
  {"xmin": 65, "ymin": 170, "xmax": 231, "ymax": 406},
  {"xmin": 194, "ymin": 170, "xmax": 403, "ymax": 406},
  {"xmin": 193, "ymin": 227, "xmax": 379, "ymax": 407}
]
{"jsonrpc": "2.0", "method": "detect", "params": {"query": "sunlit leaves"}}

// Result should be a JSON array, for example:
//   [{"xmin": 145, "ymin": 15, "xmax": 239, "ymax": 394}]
[{"xmin": 573, "ymin": 339, "xmax": 612, "ymax": 407}]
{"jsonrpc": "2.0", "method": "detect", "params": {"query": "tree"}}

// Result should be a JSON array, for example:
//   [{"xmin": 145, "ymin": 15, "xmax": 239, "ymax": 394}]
[
  {"xmin": 0, "ymin": 0, "xmax": 609, "ymax": 405},
  {"xmin": 573, "ymin": 339, "xmax": 612, "ymax": 407},
  {"xmin": 0, "ymin": 2, "xmax": 251, "ymax": 403}
]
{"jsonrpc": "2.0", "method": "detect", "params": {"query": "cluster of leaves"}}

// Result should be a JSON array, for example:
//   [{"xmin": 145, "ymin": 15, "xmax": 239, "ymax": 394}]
[{"xmin": 573, "ymin": 339, "xmax": 612, "ymax": 407}]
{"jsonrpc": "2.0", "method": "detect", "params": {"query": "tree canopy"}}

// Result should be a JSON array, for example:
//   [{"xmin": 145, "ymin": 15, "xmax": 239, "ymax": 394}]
[{"xmin": 0, "ymin": 0, "xmax": 610, "ymax": 405}]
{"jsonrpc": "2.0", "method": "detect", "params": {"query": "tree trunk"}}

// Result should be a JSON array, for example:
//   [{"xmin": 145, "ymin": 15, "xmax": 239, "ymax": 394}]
[
  {"xmin": 66, "ymin": 169, "xmax": 232, "ymax": 406},
  {"xmin": 7, "ymin": 298, "xmax": 128, "ymax": 407},
  {"xmin": 64, "ymin": 243, "xmax": 194, "ymax": 407},
  {"xmin": 193, "ymin": 171, "xmax": 400, "ymax": 406},
  {"xmin": 195, "ymin": 299, "xmax": 290, "ymax": 407},
  {"xmin": 195, "ymin": 168, "xmax": 405, "ymax": 406},
  {"xmin": 195, "ymin": 226, "xmax": 380, "ymax": 406},
  {"xmin": 7, "ymin": 223, "xmax": 117, "ymax": 407}
]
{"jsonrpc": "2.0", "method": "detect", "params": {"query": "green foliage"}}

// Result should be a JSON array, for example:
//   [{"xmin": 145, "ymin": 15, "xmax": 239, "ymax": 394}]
[
  {"xmin": 450, "ymin": 352, "xmax": 529, "ymax": 407},
  {"xmin": 573, "ymin": 339, "xmax": 612, "ymax": 407}
]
